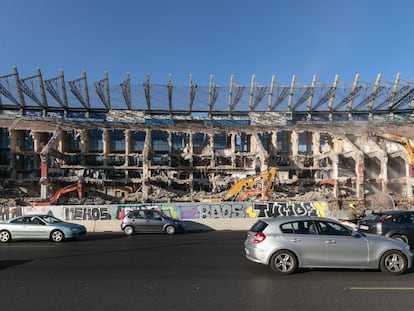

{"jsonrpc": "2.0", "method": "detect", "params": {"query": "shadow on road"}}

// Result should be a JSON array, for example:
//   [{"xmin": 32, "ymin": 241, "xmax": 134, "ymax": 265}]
[
  {"xmin": 182, "ymin": 220, "xmax": 215, "ymax": 232},
  {"xmin": 0, "ymin": 259, "xmax": 32, "ymax": 270}
]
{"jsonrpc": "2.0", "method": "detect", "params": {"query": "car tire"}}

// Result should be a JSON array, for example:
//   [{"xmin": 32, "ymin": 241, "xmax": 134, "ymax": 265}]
[
  {"xmin": 165, "ymin": 225, "xmax": 176, "ymax": 235},
  {"xmin": 379, "ymin": 250, "xmax": 408, "ymax": 275},
  {"xmin": 391, "ymin": 234, "xmax": 409, "ymax": 244},
  {"xmin": 0, "ymin": 230, "xmax": 11, "ymax": 243},
  {"xmin": 123, "ymin": 226, "xmax": 134, "ymax": 236},
  {"xmin": 269, "ymin": 250, "xmax": 298, "ymax": 275},
  {"xmin": 50, "ymin": 230, "xmax": 64, "ymax": 242}
]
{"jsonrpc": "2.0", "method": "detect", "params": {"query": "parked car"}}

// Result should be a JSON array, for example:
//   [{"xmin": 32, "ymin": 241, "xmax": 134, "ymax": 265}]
[
  {"xmin": 244, "ymin": 216, "xmax": 413, "ymax": 275},
  {"xmin": 0, "ymin": 214, "xmax": 87, "ymax": 243},
  {"xmin": 358, "ymin": 210, "xmax": 414, "ymax": 248},
  {"xmin": 121, "ymin": 209, "xmax": 185, "ymax": 235}
]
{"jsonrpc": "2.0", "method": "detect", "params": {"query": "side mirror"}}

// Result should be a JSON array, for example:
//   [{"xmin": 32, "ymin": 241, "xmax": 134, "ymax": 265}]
[{"xmin": 351, "ymin": 230, "xmax": 361, "ymax": 238}]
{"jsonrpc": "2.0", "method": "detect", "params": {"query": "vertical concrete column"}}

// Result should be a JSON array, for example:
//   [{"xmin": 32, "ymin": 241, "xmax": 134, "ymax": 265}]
[
  {"xmin": 80, "ymin": 130, "xmax": 88, "ymax": 166},
  {"xmin": 32, "ymin": 132, "xmax": 47, "ymax": 199},
  {"xmin": 355, "ymin": 153, "xmax": 365, "ymax": 201},
  {"xmin": 103, "ymin": 129, "xmax": 109, "ymax": 166},
  {"xmin": 142, "ymin": 129, "xmax": 151, "ymax": 201},
  {"xmin": 124, "ymin": 130, "xmax": 130, "ymax": 178},
  {"xmin": 380, "ymin": 156, "xmax": 388, "ymax": 193},
  {"xmin": 32, "ymin": 132, "xmax": 42, "ymax": 153},
  {"xmin": 331, "ymin": 137, "xmax": 341, "ymax": 200},
  {"xmin": 229, "ymin": 133, "xmax": 235, "ymax": 168},
  {"xmin": 291, "ymin": 131, "xmax": 298, "ymax": 161},
  {"xmin": 188, "ymin": 132, "xmax": 194, "ymax": 196},
  {"xmin": 209, "ymin": 134, "xmax": 215, "ymax": 168},
  {"xmin": 9, "ymin": 129, "xmax": 17, "ymax": 180},
  {"xmin": 312, "ymin": 132, "xmax": 320, "ymax": 169}
]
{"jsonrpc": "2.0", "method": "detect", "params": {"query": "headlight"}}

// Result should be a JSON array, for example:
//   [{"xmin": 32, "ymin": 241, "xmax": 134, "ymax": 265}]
[{"xmin": 71, "ymin": 228, "xmax": 79, "ymax": 231}]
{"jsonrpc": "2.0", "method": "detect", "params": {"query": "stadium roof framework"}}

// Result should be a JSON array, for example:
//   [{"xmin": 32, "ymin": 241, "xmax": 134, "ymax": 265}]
[{"xmin": 1, "ymin": 67, "xmax": 414, "ymax": 122}]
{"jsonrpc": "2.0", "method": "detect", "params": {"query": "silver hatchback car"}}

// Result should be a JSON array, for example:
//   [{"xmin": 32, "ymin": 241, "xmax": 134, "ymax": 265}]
[
  {"xmin": 121, "ymin": 209, "xmax": 185, "ymax": 235},
  {"xmin": 244, "ymin": 216, "xmax": 413, "ymax": 275}
]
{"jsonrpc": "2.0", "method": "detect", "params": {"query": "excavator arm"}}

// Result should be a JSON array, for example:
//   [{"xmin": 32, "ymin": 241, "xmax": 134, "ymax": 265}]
[
  {"xmin": 32, "ymin": 181, "xmax": 82, "ymax": 206},
  {"xmin": 372, "ymin": 132, "xmax": 414, "ymax": 167},
  {"xmin": 223, "ymin": 167, "xmax": 276, "ymax": 201}
]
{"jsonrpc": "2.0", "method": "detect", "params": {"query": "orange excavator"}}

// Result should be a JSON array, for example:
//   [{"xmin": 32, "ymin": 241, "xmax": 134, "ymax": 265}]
[
  {"xmin": 32, "ymin": 181, "xmax": 83, "ymax": 206},
  {"xmin": 223, "ymin": 167, "xmax": 277, "ymax": 202},
  {"xmin": 372, "ymin": 132, "xmax": 414, "ymax": 167}
]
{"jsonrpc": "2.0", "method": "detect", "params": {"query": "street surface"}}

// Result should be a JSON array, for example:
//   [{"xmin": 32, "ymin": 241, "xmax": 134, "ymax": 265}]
[{"xmin": 1, "ymin": 231, "xmax": 414, "ymax": 310}]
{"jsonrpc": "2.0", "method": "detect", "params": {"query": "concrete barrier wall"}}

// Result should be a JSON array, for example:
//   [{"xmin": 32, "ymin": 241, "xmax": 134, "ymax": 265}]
[{"xmin": 1, "ymin": 201, "xmax": 350, "ymax": 232}]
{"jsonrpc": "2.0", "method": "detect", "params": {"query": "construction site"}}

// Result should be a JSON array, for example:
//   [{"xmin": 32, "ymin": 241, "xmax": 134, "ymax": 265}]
[{"xmin": 1, "ymin": 67, "xmax": 414, "ymax": 211}]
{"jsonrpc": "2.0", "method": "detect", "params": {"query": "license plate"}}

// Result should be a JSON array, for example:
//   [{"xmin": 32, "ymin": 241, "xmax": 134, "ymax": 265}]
[{"xmin": 359, "ymin": 225, "xmax": 369, "ymax": 230}]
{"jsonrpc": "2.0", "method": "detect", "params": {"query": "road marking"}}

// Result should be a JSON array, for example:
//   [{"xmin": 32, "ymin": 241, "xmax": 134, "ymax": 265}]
[{"xmin": 350, "ymin": 287, "xmax": 414, "ymax": 290}]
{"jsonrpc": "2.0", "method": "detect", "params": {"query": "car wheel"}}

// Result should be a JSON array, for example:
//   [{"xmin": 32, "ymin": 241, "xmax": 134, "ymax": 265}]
[
  {"xmin": 123, "ymin": 226, "xmax": 134, "ymax": 236},
  {"xmin": 269, "ymin": 250, "xmax": 298, "ymax": 275},
  {"xmin": 380, "ymin": 250, "xmax": 408, "ymax": 275},
  {"xmin": 0, "ymin": 230, "xmax": 11, "ymax": 243},
  {"xmin": 392, "ymin": 234, "xmax": 409, "ymax": 244},
  {"xmin": 50, "ymin": 230, "xmax": 64, "ymax": 242},
  {"xmin": 165, "ymin": 225, "xmax": 176, "ymax": 235}
]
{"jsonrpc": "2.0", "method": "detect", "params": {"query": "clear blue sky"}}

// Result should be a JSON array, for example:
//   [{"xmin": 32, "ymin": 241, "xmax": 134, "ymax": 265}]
[{"xmin": 1, "ymin": 0, "xmax": 414, "ymax": 87}]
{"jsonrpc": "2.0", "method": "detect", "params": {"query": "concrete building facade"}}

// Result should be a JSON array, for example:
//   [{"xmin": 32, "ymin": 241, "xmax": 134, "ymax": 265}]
[{"xmin": 1, "ymin": 68, "xmax": 414, "ymax": 209}]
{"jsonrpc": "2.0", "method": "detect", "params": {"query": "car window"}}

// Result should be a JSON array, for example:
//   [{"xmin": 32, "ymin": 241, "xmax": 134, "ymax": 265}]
[
  {"xmin": 24, "ymin": 217, "xmax": 34, "ymax": 224},
  {"xmin": 10, "ymin": 217, "xmax": 24, "ymax": 224},
  {"xmin": 129, "ymin": 210, "xmax": 145, "ymax": 219},
  {"xmin": 394, "ymin": 213, "xmax": 413, "ymax": 224},
  {"xmin": 32, "ymin": 217, "xmax": 44, "ymax": 225},
  {"xmin": 145, "ymin": 210, "xmax": 161, "ymax": 219},
  {"xmin": 250, "ymin": 220, "xmax": 268, "ymax": 233},
  {"xmin": 280, "ymin": 221, "xmax": 317, "ymax": 235},
  {"xmin": 317, "ymin": 221, "xmax": 351, "ymax": 236}
]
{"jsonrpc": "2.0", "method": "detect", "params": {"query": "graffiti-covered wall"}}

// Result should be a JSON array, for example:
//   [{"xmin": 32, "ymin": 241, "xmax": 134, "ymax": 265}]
[{"xmin": 1, "ymin": 201, "xmax": 328, "ymax": 221}]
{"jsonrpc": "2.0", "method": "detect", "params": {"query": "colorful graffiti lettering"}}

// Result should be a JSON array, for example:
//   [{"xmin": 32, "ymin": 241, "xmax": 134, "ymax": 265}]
[
  {"xmin": 63, "ymin": 206, "xmax": 112, "ymax": 221},
  {"xmin": 253, "ymin": 201, "xmax": 326, "ymax": 218},
  {"xmin": 196, "ymin": 203, "xmax": 246, "ymax": 218}
]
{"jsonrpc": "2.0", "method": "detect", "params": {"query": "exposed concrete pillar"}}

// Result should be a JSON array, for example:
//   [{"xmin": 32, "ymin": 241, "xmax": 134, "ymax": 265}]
[
  {"xmin": 355, "ymin": 153, "xmax": 365, "ymax": 201},
  {"xmin": 312, "ymin": 132, "xmax": 320, "ymax": 169},
  {"xmin": 142, "ymin": 129, "xmax": 151, "ymax": 201},
  {"xmin": 124, "ymin": 130, "xmax": 130, "ymax": 178},
  {"xmin": 209, "ymin": 134, "xmax": 215, "ymax": 168},
  {"xmin": 291, "ymin": 131, "xmax": 298, "ymax": 159},
  {"xmin": 80, "ymin": 130, "xmax": 88, "ymax": 166},
  {"xmin": 32, "ymin": 132, "xmax": 47, "ymax": 199},
  {"xmin": 188, "ymin": 132, "xmax": 194, "ymax": 196},
  {"xmin": 230, "ymin": 133, "xmax": 235, "ymax": 168},
  {"xmin": 103, "ymin": 129, "xmax": 109, "ymax": 166},
  {"xmin": 9, "ymin": 130, "xmax": 17, "ymax": 180},
  {"xmin": 380, "ymin": 155, "xmax": 388, "ymax": 193}
]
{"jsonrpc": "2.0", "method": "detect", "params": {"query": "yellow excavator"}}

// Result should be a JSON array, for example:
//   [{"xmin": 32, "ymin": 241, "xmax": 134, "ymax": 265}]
[
  {"xmin": 372, "ymin": 132, "xmax": 414, "ymax": 167},
  {"xmin": 223, "ymin": 167, "xmax": 277, "ymax": 201}
]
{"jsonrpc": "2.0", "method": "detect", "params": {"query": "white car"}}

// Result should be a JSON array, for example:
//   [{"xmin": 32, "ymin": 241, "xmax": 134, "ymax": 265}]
[
  {"xmin": 0, "ymin": 214, "xmax": 87, "ymax": 243},
  {"xmin": 244, "ymin": 216, "xmax": 413, "ymax": 275}
]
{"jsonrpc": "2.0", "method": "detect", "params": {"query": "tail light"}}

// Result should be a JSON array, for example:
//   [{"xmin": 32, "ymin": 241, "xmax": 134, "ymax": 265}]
[
  {"xmin": 254, "ymin": 232, "xmax": 266, "ymax": 243},
  {"xmin": 378, "ymin": 215, "xmax": 393, "ymax": 223}
]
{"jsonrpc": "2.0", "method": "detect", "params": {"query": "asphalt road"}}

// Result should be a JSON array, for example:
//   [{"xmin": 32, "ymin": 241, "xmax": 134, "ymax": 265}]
[{"xmin": 1, "ymin": 231, "xmax": 414, "ymax": 311}]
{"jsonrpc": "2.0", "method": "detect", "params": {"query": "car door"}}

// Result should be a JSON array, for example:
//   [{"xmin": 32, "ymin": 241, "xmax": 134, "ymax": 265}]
[
  {"xmin": 405, "ymin": 213, "xmax": 414, "ymax": 247},
  {"xmin": 29, "ymin": 216, "xmax": 51, "ymax": 238},
  {"xmin": 143, "ymin": 210, "xmax": 165, "ymax": 232},
  {"xmin": 316, "ymin": 220, "xmax": 368, "ymax": 267},
  {"xmin": 281, "ymin": 220, "xmax": 328, "ymax": 266},
  {"xmin": 129, "ymin": 210, "xmax": 148, "ymax": 232},
  {"xmin": 8, "ymin": 217, "xmax": 26, "ymax": 238}
]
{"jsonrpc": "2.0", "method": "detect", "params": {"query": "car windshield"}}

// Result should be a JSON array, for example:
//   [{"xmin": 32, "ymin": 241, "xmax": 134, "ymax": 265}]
[{"xmin": 38, "ymin": 215, "xmax": 63, "ymax": 224}]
